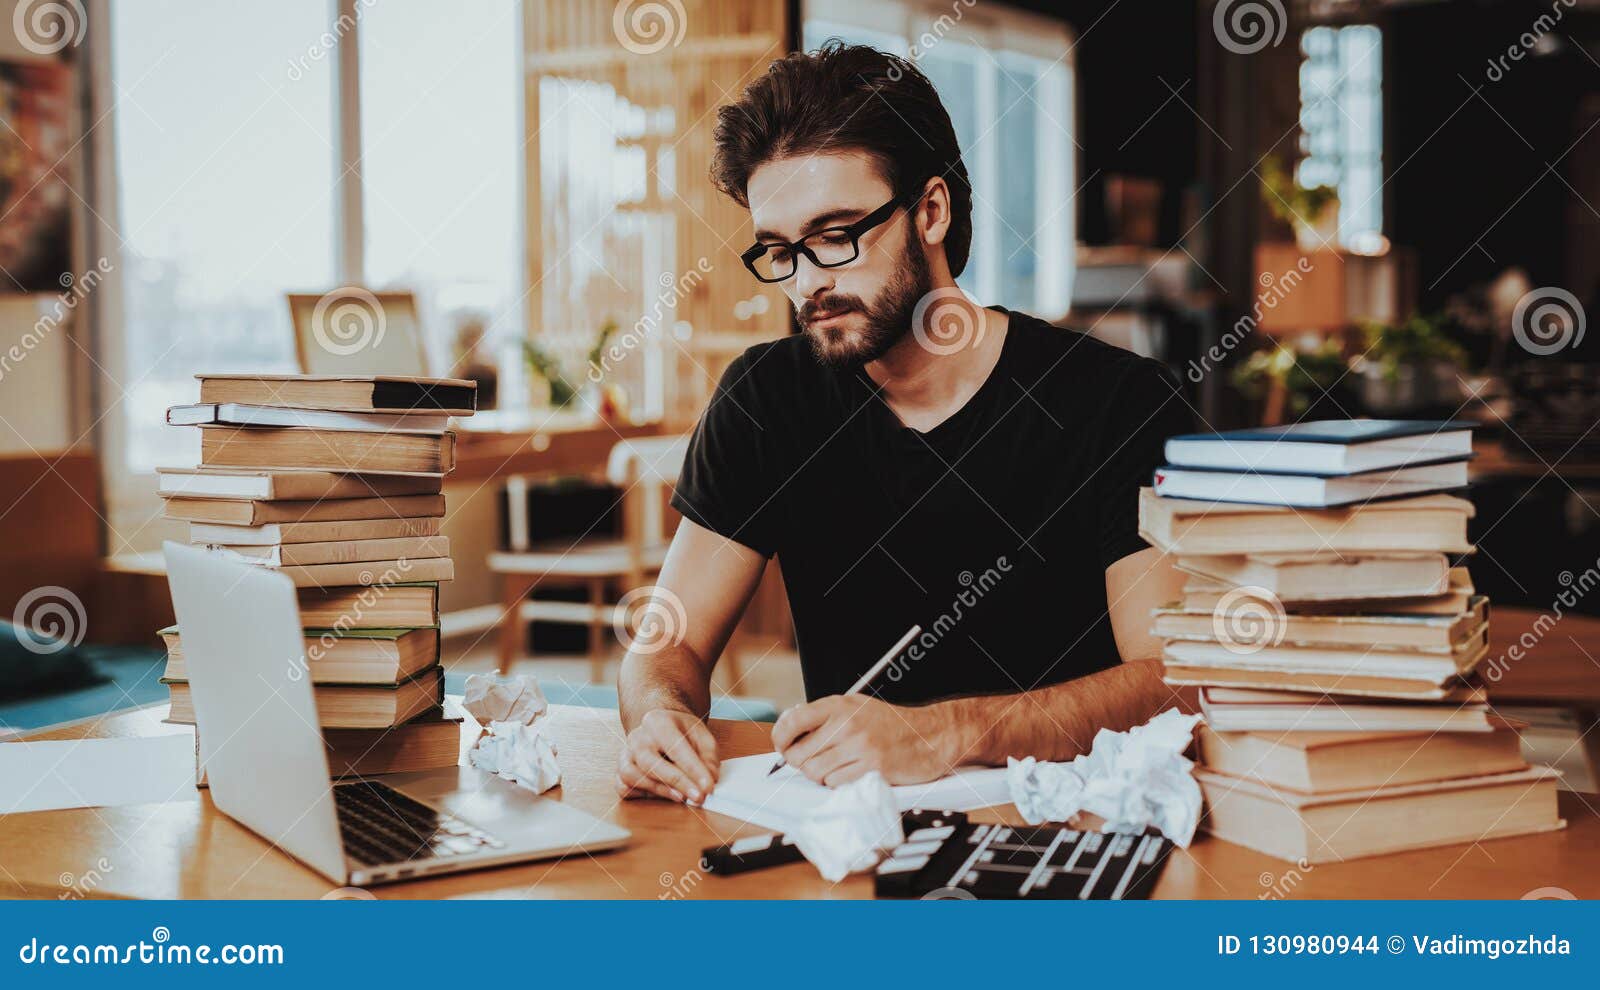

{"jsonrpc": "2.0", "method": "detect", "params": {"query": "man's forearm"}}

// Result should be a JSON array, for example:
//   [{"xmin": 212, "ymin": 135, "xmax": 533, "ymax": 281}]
[
  {"xmin": 929, "ymin": 659, "xmax": 1172, "ymax": 766},
  {"xmin": 618, "ymin": 643, "xmax": 715, "ymax": 731}
]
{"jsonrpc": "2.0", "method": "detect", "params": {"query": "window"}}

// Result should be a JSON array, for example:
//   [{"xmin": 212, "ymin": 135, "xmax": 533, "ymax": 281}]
[
  {"xmin": 803, "ymin": 0, "xmax": 1076, "ymax": 315},
  {"xmin": 1299, "ymin": 24, "xmax": 1383, "ymax": 250},
  {"xmin": 107, "ymin": 0, "xmax": 337, "ymax": 476},
  {"xmin": 359, "ymin": 0, "xmax": 524, "ymax": 365},
  {"xmin": 100, "ymin": 0, "xmax": 525, "ymax": 494}
]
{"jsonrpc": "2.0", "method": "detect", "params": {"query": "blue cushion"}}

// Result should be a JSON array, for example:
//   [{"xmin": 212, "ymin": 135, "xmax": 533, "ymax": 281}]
[
  {"xmin": 0, "ymin": 620, "xmax": 103, "ymax": 703},
  {"xmin": 442, "ymin": 671, "xmax": 778, "ymax": 722},
  {"xmin": 0, "ymin": 643, "xmax": 166, "ymax": 733}
]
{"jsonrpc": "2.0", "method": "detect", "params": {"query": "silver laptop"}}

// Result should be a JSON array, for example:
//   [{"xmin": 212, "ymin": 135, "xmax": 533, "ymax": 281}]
[{"xmin": 162, "ymin": 541, "xmax": 629, "ymax": 887}]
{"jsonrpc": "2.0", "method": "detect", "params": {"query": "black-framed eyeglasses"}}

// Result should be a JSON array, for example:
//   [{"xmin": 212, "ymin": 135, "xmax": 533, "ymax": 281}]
[{"xmin": 740, "ymin": 193, "xmax": 914, "ymax": 283}]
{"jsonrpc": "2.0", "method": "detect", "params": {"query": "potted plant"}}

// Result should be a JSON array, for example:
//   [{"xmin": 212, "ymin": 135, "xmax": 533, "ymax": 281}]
[
  {"xmin": 522, "ymin": 320, "xmax": 628, "ymax": 419},
  {"xmin": 1260, "ymin": 156, "xmax": 1340, "ymax": 251},
  {"xmin": 1230, "ymin": 339, "xmax": 1350, "ymax": 425},
  {"xmin": 1355, "ymin": 315, "xmax": 1469, "ymax": 415}
]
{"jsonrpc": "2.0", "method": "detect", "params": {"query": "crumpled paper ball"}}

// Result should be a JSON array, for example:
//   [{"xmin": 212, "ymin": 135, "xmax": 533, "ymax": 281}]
[
  {"xmin": 462, "ymin": 673, "xmax": 560, "ymax": 795},
  {"xmin": 1006, "ymin": 707, "xmax": 1203, "ymax": 846},
  {"xmin": 468, "ymin": 718, "xmax": 562, "ymax": 794},
  {"xmin": 462, "ymin": 673, "xmax": 548, "ymax": 726},
  {"xmin": 788, "ymin": 771, "xmax": 905, "ymax": 882}
]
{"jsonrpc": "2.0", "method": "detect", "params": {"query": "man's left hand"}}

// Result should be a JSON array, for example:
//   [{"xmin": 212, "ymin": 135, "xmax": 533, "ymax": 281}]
[{"xmin": 771, "ymin": 694, "xmax": 957, "ymax": 786}]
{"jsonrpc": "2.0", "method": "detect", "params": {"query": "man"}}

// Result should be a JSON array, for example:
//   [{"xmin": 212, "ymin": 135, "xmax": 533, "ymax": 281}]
[{"xmin": 616, "ymin": 43, "xmax": 1192, "ymax": 804}]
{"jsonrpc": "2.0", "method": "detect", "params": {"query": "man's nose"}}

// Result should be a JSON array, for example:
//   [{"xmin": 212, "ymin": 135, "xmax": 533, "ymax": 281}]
[{"xmin": 793, "ymin": 253, "xmax": 835, "ymax": 301}]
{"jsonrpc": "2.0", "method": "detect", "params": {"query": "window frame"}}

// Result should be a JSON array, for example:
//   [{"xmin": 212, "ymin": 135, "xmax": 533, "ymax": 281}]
[
  {"xmin": 88, "ymin": 0, "xmax": 525, "ymax": 528},
  {"xmin": 803, "ymin": 0, "xmax": 1078, "ymax": 315}
]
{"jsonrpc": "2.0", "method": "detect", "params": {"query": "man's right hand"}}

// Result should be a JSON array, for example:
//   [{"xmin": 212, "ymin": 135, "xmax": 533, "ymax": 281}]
[{"xmin": 616, "ymin": 708, "xmax": 720, "ymax": 804}]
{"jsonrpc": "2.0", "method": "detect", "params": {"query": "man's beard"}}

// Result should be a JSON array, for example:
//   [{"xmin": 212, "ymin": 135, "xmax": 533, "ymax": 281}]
[{"xmin": 797, "ymin": 234, "xmax": 932, "ymax": 368}]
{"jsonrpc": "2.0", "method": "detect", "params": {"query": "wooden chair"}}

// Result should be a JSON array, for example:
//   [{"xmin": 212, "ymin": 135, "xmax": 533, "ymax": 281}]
[{"xmin": 488, "ymin": 435, "xmax": 689, "ymax": 682}]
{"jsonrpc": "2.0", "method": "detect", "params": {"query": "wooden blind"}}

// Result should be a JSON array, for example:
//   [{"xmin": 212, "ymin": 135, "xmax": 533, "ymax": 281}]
[{"xmin": 523, "ymin": 0, "xmax": 792, "ymax": 429}]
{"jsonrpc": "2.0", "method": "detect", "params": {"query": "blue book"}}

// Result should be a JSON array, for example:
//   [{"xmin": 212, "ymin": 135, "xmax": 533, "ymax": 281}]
[{"xmin": 1163, "ymin": 419, "xmax": 1475, "ymax": 478}]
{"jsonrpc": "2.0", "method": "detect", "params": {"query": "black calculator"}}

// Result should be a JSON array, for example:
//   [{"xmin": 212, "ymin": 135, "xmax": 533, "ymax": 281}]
[{"xmin": 874, "ymin": 820, "xmax": 1173, "ymax": 899}]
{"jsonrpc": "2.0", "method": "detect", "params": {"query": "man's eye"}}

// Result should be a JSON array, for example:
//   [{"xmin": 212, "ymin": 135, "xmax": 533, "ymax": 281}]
[
  {"xmin": 768, "ymin": 246, "xmax": 793, "ymax": 264},
  {"xmin": 812, "ymin": 230, "xmax": 852, "ymax": 246}
]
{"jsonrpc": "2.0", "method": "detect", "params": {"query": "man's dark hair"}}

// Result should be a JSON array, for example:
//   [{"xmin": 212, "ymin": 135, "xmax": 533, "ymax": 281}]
[{"xmin": 710, "ymin": 41, "xmax": 974, "ymax": 278}]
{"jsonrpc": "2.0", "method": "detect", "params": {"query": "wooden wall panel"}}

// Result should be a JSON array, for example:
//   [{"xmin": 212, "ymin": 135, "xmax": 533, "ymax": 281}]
[{"xmin": 523, "ymin": 0, "xmax": 792, "ymax": 429}]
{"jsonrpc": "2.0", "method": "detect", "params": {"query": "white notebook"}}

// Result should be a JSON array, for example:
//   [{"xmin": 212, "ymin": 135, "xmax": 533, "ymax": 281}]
[{"xmin": 699, "ymin": 751, "xmax": 1011, "ymax": 832}]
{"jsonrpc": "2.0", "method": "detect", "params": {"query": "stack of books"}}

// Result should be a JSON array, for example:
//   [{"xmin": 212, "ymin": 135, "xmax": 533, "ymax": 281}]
[
  {"xmin": 1141, "ymin": 420, "xmax": 1564, "ymax": 863},
  {"xmin": 158, "ymin": 374, "xmax": 476, "ymax": 780}
]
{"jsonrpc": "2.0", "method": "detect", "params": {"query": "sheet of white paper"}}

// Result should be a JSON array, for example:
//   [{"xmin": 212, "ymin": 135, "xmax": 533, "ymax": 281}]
[
  {"xmin": 700, "ymin": 752, "xmax": 1011, "ymax": 832},
  {"xmin": 0, "ymin": 735, "xmax": 196, "ymax": 814}
]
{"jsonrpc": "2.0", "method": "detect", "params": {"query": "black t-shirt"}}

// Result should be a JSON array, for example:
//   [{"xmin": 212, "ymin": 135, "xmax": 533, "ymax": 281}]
[{"xmin": 671, "ymin": 308, "xmax": 1194, "ymax": 704}]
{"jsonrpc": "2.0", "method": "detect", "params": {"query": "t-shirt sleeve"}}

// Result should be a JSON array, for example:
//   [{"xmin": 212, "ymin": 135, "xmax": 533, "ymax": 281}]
[
  {"xmin": 1092, "ymin": 358, "xmax": 1195, "ymax": 569},
  {"xmin": 669, "ymin": 351, "xmax": 781, "ymax": 558}
]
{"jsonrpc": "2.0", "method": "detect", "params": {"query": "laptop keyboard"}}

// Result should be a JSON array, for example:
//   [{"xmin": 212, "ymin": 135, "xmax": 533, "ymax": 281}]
[{"xmin": 333, "ymin": 779, "xmax": 505, "ymax": 867}]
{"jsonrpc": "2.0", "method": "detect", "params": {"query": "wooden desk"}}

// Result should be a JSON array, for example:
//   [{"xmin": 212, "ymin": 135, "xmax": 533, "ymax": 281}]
[
  {"xmin": 1486, "ymin": 606, "xmax": 1600, "ymax": 708},
  {"xmin": 451, "ymin": 412, "xmax": 666, "ymax": 482},
  {"xmin": 1471, "ymin": 438, "xmax": 1600, "ymax": 482},
  {"xmin": 5, "ymin": 703, "xmax": 1597, "ymax": 900}
]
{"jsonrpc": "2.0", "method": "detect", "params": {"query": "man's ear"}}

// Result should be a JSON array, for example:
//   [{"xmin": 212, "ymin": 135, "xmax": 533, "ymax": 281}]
[{"xmin": 914, "ymin": 176, "xmax": 953, "ymax": 250}]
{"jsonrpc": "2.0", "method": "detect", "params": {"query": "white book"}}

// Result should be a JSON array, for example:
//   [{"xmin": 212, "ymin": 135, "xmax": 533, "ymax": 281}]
[
  {"xmin": 167, "ymin": 402, "xmax": 450, "ymax": 434},
  {"xmin": 1163, "ymin": 420, "xmax": 1472, "ymax": 475},
  {"xmin": 1151, "ymin": 461, "xmax": 1467, "ymax": 508}
]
